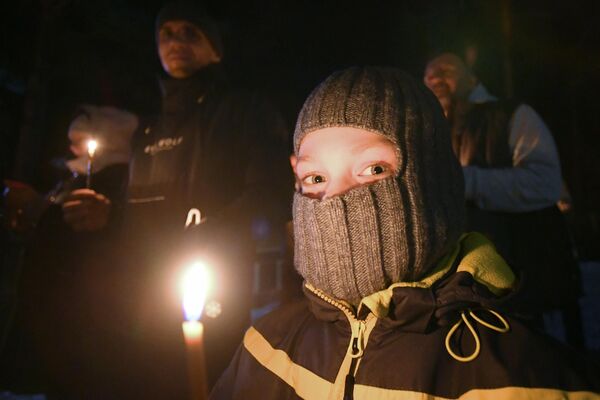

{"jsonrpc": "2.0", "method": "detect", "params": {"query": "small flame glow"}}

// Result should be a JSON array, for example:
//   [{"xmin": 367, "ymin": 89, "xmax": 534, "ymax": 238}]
[
  {"xmin": 87, "ymin": 139, "xmax": 98, "ymax": 157},
  {"xmin": 181, "ymin": 261, "xmax": 211, "ymax": 321}
]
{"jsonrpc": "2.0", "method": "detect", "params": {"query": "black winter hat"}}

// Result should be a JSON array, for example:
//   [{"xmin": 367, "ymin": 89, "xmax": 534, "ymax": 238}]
[{"xmin": 156, "ymin": 2, "xmax": 224, "ymax": 58}]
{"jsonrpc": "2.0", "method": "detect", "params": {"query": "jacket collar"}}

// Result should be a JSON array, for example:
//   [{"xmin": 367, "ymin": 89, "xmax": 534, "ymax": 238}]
[
  {"xmin": 159, "ymin": 64, "xmax": 226, "ymax": 114},
  {"xmin": 304, "ymin": 232, "xmax": 517, "ymax": 332}
]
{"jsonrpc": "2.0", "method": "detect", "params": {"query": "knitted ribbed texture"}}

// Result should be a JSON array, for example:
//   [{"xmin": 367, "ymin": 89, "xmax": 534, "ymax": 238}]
[{"xmin": 293, "ymin": 67, "xmax": 465, "ymax": 305}]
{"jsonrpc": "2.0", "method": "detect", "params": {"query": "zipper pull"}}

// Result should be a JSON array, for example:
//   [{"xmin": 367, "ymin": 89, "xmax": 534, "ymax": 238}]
[
  {"xmin": 350, "ymin": 321, "xmax": 366, "ymax": 358},
  {"xmin": 345, "ymin": 318, "xmax": 371, "ymax": 399},
  {"xmin": 345, "ymin": 337, "xmax": 360, "ymax": 400},
  {"xmin": 351, "ymin": 337, "xmax": 359, "ymax": 355}
]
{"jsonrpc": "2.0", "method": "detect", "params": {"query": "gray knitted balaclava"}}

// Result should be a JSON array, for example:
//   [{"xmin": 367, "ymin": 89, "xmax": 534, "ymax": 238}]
[{"xmin": 293, "ymin": 66, "xmax": 465, "ymax": 306}]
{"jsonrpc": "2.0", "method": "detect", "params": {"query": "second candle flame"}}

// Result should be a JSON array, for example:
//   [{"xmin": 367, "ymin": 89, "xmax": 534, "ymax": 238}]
[{"xmin": 87, "ymin": 139, "xmax": 98, "ymax": 158}]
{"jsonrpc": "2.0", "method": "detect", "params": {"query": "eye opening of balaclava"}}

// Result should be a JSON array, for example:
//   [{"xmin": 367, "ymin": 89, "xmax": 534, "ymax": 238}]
[{"xmin": 292, "ymin": 66, "xmax": 465, "ymax": 306}]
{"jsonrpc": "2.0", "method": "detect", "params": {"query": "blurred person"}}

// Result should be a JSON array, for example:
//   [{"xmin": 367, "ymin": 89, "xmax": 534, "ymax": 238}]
[
  {"xmin": 58, "ymin": 2, "xmax": 291, "ymax": 397},
  {"xmin": 210, "ymin": 66, "xmax": 599, "ymax": 400},
  {"xmin": 3, "ymin": 104, "xmax": 136, "ymax": 234},
  {"xmin": 424, "ymin": 53, "xmax": 583, "ymax": 346},
  {"xmin": 0, "ymin": 104, "xmax": 137, "ymax": 398},
  {"xmin": 0, "ymin": 71, "xmax": 26, "ymax": 373}
]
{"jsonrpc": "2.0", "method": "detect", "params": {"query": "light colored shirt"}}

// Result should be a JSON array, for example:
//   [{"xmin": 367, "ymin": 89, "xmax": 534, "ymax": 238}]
[{"xmin": 462, "ymin": 84, "xmax": 562, "ymax": 212}]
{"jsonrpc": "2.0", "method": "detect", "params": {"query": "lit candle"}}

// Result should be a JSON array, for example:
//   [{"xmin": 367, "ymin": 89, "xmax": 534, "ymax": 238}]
[
  {"xmin": 181, "ymin": 261, "xmax": 211, "ymax": 400},
  {"xmin": 86, "ymin": 139, "xmax": 98, "ymax": 189}
]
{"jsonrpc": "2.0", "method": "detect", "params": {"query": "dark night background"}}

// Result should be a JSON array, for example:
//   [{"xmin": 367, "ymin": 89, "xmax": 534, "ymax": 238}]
[{"xmin": 2, "ymin": 1, "xmax": 600, "ymax": 259}]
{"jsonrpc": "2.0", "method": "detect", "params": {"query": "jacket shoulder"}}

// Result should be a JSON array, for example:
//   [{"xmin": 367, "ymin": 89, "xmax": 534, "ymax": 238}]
[
  {"xmin": 252, "ymin": 299, "xmax": 313, "ymax": 339},
  {"xmin": 210, "ymin": 300, "xmax": 313, "ymax": 400}
]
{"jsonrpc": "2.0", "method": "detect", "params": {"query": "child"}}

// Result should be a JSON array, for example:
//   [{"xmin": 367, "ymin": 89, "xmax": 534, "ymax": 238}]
[{"xmin": 210, "ymin": 67, "xmax": 599, "ymax": 399}]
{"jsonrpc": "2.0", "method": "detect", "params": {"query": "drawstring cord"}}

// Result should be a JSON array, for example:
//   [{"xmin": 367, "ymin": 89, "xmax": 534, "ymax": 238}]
[{"xmin": 445, "ymin": 308, "xmax": 510, "ymax": 362}]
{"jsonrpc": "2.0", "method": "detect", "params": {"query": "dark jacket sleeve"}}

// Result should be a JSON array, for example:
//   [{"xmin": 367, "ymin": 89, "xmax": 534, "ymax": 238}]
[
  {"xmin": 209, "ymin": 332, "xmax": 303, "ymax": 400},
  {"xmin": 209, "ymin": 343, "xmax": 243, "ymax": 400},
  {"xmin": 182, "ymin": 90, "xmax": 293, "ymax": 250},
  {"xmin": 215, "ymin": 91, "xmax": 293, "ymax": 226}
]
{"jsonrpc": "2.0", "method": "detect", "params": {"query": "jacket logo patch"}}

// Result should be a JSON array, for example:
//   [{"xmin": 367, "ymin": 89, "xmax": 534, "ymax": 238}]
[{"xmin": 144, "ymin": 136, "xmax": 184, "ymax": 155}]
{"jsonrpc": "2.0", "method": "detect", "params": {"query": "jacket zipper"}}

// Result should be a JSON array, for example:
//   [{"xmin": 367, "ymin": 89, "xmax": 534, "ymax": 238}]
[{"xmin": 306, "ymin": 285, "xmax": 373, "ymax": 400}]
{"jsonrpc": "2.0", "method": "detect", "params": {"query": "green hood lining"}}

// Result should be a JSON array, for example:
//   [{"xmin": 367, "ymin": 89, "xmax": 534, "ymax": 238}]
[{"xmin": 359, "ymin": 232, "xmax": 516, "ymax": 318}]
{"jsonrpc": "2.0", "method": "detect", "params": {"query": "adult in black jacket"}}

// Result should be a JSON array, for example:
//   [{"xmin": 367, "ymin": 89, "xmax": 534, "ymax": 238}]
[{"xmin": 62, "ymin": 3, "xmax": 291, "ymax": 398}]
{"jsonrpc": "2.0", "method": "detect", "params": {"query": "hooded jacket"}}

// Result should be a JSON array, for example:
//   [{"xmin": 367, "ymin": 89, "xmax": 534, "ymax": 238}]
[{"xmin": 210, "ymin": 233, "xmax": 600, "ymax": 399}]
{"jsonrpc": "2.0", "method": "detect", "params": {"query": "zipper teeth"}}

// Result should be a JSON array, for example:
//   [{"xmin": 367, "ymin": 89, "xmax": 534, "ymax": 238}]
[
  {"xmin": 307, "ymin": 284, "xmax": 374, "ymax": 395},
  {"xmin": 306, "ymin": 285, "xmax": 360, "ymax": 323}
]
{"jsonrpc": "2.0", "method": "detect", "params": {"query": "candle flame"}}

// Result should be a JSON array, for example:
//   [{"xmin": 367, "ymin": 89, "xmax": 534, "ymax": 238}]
[
  {"xmin": 182, "ymin": 261, "xmax": 211, "ymax": 321},
  {"xmin": 87, "ymin": 139, "xmax": 98, "ymax": 157}
]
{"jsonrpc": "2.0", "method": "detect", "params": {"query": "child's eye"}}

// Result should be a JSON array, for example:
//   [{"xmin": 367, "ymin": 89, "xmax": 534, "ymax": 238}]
[
  {"xmin": 360, "ymin": 164, "xmax": 387, "ymax": 176},
  {"xmin": 302, "ymin": 174, "xmax": 327, "ymax": 185}
]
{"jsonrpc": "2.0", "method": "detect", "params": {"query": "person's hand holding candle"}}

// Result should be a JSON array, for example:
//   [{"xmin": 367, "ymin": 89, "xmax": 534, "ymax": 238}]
[{"xmin": 62, "ymin": 189, "xmax": 111, "ymax": 232}]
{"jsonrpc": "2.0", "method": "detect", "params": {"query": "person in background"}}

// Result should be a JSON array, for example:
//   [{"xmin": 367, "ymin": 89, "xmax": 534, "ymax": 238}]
[
  {"xmin": 0, "ymin": 104, "xmax": 138, "ymax": 398},
  {"xmin": 60, "ymin": 2, "xmax": 291, "ymax": 397},
  {"xmin": 210, "ymin": 66, "xmax": 599, "ymax": 400},
  {"xmin": 424, "ymin": 53, "xmax": 584, "ymax": 347}
]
